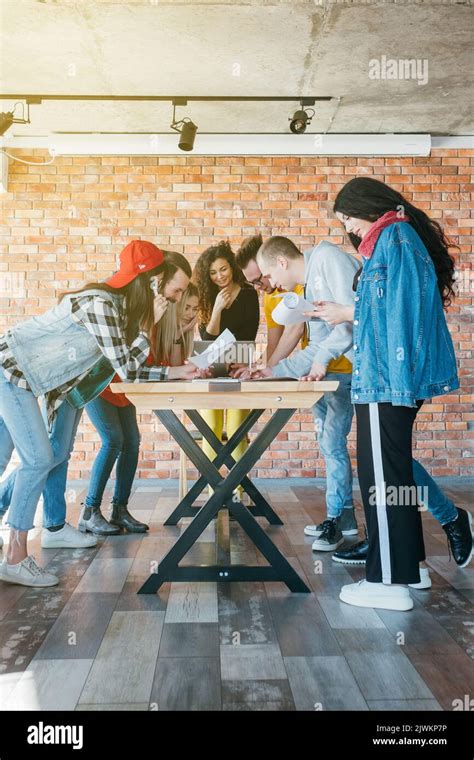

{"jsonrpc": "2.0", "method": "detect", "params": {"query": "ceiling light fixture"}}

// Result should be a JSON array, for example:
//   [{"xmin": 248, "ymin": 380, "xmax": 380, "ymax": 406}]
[
  {"xmin": 289, "ymin": 100, "xmax": 315, "ymax": 134},
  {"xmin": 0, "ymin": 102, "xmax": 31, "ymax": 135},
  {"xmin": 170, "ymin": 101, "xmax": 198, "ymax": 151}
]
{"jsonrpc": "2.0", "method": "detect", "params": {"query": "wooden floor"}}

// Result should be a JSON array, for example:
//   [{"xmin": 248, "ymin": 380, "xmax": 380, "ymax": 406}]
[{"xmin": 0, "ymin": 480, "xmax": 472, "ymax": 712}]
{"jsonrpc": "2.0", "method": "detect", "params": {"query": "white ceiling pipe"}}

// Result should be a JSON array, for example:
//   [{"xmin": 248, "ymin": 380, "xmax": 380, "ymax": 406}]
[{"xmin": 2, "ymin": 133, "xmax": 433, "ymax": 156}]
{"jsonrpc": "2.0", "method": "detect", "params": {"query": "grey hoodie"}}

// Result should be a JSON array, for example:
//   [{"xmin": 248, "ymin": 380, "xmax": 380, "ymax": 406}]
[{"xmin": 272, "ymin": 241, "xmax": 359, "ymax": 378}]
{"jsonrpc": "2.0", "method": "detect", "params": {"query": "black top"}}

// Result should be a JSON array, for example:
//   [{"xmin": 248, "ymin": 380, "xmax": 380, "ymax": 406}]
[{"xmin": 199, "ymin": 285, "xmax": 260, "ymax": 341}]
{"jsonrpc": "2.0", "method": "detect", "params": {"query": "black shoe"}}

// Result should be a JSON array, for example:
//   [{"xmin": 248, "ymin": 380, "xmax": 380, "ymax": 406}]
[
  {"xmin": 110, "ymin": 503, "xmax": 149, "ymax": 533},
  {"xmin": 332, "ymin": 537, "xmax": 368, "ymax": 565},
  {"xmin": 311, "ymin": 518, "xmax": 344, "ymax": 552},
  {"xmin": 442, "ymin": 508, "xmax": 473, "ymax": 568},
  {"xmin": 78, "ymin": 506, "xmax": 121, "ymax": 536}
]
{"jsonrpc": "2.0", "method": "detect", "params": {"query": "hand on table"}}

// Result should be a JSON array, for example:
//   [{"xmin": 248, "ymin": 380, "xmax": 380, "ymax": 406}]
[
  {"xmin": 300, "ymin": 361, "xmax": 327, "ymax": 382},
  {"xmin": 249, "ymin": 366, "xmax": 273, "ymax": 380},
  {"xmin": 168, "ymin": 362, "xmax": 211, "ymax": 381},
  {"xmin": 229, "ymin": 363, "xmax": 250, "ymax": 379}
]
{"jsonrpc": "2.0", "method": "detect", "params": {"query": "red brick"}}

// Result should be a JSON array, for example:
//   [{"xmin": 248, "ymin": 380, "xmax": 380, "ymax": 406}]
[{"xmin": 0, "ymin": 148, "xmax": 471, "ymax": 479}]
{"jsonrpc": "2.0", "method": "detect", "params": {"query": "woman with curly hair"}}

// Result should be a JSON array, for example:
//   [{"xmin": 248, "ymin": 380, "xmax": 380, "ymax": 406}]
[{"xmin": 194, "ymin": 241, "xmax": 260, "ymax": 486}]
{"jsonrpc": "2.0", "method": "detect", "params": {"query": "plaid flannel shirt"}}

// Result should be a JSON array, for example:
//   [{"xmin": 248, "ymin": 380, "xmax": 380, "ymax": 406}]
[{"xmin": 0, "ymin": 293, "xmax": 169, "ymax": 425}]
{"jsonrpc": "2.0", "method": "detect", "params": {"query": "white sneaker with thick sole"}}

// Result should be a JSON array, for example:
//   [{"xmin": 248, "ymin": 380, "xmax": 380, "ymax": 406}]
[
  {"xmin": 408, "ymin": 567, "xmax": 432, "ymax": 590},
  {"xmin": 0, "ymin": 555, "xmax": 59, "ymax": 587},
  {"xmin": 339, "ymin": 580, "xmax": 413, "ymax": 611},
  {"xmin": 41, "ymin": 522, "xmax": 98, "ymax": 549}
]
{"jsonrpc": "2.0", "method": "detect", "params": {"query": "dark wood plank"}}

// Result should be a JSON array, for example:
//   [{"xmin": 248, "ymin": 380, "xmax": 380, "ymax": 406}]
[
  {"xmin": 34, "ymin": 592, "xmax": 118, "ymax": 660},
  {"xmin": 267, "ymin": 594, "xmax": 342, "ymax": 656},
  {"xmin": 218, "ymin": 582, "xmax": 278, "ymax": 646},
  {"xmin": 0, "ymin": 619, "xmax": 52, "ymax": 675},
  {"xmin": 375, "ymin": 607, "xmax": 467, "ymax": 656},
  {"xmin": 159, "ymin": 623, "xmax": 220, "ymax": 658},
  {"xmin": 95, "ymin": 534, "xmax": 144, "ymax": 559},
  {"xmin": 346, "ymin": 653, "xmax": 436, "ymax": 701},
  {"xmin": 151, "ymin": 657, "xmax": 221, "ymax": 710},
  {"xmin": 368, "ymin": 699, "xmax": 443, "ymax": 711},
  {"xmin": 408, "ymin": 653, "xmax": 474, "ymax": 710},
  {"xmin": 220, "ymin": 643, "xmax": 287, "ymax": 681},
  {"xmin": 333, "ymin": 627, "xmax": 406, "ymax": 655},
  {"xmin": 284, "ymin": 655, "xmax": 368, "ymax": 711},
  {"xmin": 221, "ymin": 678, "xmax": 295, "ymax": 710}
]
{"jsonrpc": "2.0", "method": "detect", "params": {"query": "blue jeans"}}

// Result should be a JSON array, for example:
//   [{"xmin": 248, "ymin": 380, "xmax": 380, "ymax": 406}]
[
  {"xmin": 312, "ymin": 372, "xmax": 354, "ymax": 518},
  {"xmin": 0, "ymin": 398, "xmax": 83, "ymax": 528},
  {"xmin": 311, "ymin": 372, "xmax": 458, "ymax": 526},
  {"xmin": 0, "ymin": 372, "xmax": 54, "ymax": 531},
  {"xmin": 84, "ymin": 397, "xmax": 140, "ymax": 509},
  {"xmin": 413, "ymin": 459, "xmax": 457, "ymax": 525}
]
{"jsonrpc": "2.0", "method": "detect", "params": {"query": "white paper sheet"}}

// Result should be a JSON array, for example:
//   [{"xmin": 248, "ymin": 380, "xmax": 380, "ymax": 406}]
[
  {"xmin": 271, "ymin": 292, "xmax": 316, "ymax": 326},
  {"xmin": 188, "ymin": 328, "xmax": 236, "ymax": 369}
]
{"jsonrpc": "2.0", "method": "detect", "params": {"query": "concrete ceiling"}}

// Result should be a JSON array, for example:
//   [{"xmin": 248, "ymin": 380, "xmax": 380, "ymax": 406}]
[{"xmin": 1, "ymin": 0, "xmax": 473, "ymax": 138}]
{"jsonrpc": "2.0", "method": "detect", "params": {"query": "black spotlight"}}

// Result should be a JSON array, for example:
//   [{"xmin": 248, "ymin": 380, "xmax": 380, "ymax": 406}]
[
  {"xmin": 178, "ymin": 118, "xmax": 198, "ymax": 151},
  {"xmin": 289, "ymin": 108, "xmax": 311, "ymax": 134},
  {"xmin": 0, "ymin": 112, "xmax": 15, "ymax": 136}
]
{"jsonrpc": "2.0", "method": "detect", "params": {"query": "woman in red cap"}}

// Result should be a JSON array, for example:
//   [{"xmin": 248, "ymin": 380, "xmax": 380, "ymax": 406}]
[
  {"xmin": 78, "ymin": 249, "xmax": 197, "ymax": 536},
  {"xmin": 0, "ymin": 241, "xmax": 199, "ymax": 588}
]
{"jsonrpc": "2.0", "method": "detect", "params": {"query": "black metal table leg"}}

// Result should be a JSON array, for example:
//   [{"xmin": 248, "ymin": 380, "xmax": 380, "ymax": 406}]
[
  {"xmin": 185, "ymin": 409, "xmax": 283, "ymax": 525},
  {"xmin": 162, "ymin": 409, "xmax": 265, "ymax": 525},
  {"xmin": 138, "ymin": 408, "xmax": 310, "ymax": 594},
  {"xmin": 161, "ymin": 408, "xmax": 281, "ymax": 526}
]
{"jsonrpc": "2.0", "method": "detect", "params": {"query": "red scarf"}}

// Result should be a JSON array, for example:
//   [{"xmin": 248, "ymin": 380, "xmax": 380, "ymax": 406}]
[{"xmin": 359, "ymin": 210, "xmax": 410, "ymax": 259}]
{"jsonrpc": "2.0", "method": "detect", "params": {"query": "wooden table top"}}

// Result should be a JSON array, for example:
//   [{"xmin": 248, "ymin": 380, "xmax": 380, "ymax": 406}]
[{"xmin": 110, "ymin": 379, "xmax": 339, "ymax": 410}]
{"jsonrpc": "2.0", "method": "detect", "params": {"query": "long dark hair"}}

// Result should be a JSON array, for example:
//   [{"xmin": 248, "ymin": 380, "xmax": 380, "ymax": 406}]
[
  {"xmin": 194, "ymin": 240, "xmax": 246, "ymax": 325},
  {"xmin": 334, "ymin": 177, "xmax": 456, "ymax": 308},
  {"xmin": 60, "ymin": 263, "xmax": 167, "ymax": 343}
]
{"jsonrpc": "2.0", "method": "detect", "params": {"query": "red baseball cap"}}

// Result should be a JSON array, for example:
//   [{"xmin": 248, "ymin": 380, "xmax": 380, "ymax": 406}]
[{"xmin": 106, "ymin": 240, "xmax": 164, "ymax": 288}]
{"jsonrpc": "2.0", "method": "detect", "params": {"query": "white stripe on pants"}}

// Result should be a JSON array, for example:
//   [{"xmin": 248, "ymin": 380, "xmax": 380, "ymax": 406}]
[{"xmin": 368, "ymin": 403, "xmax": 392, "ymax": 584}]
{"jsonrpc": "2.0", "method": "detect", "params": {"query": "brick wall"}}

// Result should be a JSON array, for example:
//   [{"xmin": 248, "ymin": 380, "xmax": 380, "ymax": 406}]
[{"xmin": 0, "ymin": 149, "xmax": 472, "ymax": 479}]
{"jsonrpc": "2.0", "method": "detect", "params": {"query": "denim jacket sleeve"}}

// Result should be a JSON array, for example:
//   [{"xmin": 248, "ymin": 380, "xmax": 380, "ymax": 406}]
[{"xmin": 383, "ymin": 224, "xmax": 436, "ymax": 398}]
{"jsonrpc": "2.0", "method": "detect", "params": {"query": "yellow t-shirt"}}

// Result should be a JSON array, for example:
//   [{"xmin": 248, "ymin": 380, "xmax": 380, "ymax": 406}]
[{"xmin": 263, "ymin": 286, "xmax": 352, "ymax": 374}]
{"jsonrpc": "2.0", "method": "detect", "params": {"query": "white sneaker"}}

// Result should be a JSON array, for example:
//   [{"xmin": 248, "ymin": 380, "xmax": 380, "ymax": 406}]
[
  {"xmin": 41, "ymin": 522, "xmax": 98, "ymax": 549},
  {"xmin": 339, "ymin": 580, "xmax": 413, "ymax": 611},
  {"xmin": 408, "ymin": 567, "xmax": 432, "ymax": 590},
  {"xmin": 305, "ymin": 523, "xmax": 325, "ymax": 537},
  {"xmin": 0, "ymin": 555, "xmax": 59, "ymax": 587}
]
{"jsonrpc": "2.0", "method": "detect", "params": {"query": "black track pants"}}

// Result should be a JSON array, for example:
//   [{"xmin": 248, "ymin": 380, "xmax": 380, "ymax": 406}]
[{"xmin": 355, "ymin": 402, "xmax": 426, "ymax": 585}]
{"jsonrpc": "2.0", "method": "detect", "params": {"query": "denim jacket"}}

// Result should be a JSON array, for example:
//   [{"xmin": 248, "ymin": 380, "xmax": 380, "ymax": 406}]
[
  {"xmin": 351, "ymin": 221, "xmax": 459, "ymax": 407},
  {"xmin": 4, "ymin": 289, "xmax": 121, "ymax": 397}
]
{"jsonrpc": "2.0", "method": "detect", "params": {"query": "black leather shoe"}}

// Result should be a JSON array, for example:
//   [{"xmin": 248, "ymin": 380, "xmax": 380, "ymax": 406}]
[
  {"xmin": 442, "ymin": 508, "xmax": 473, "ymax": 568},
  {"xmin": 78, "ymin": 506, "xmax": 121, "ymax": 536},
  {"xmin": 110, "ymin": 503, "xmax": 149, "ymax": 533},
  {"xmin": 332, "ymin": 537, "xmax": 368, "ymax": 565}
]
